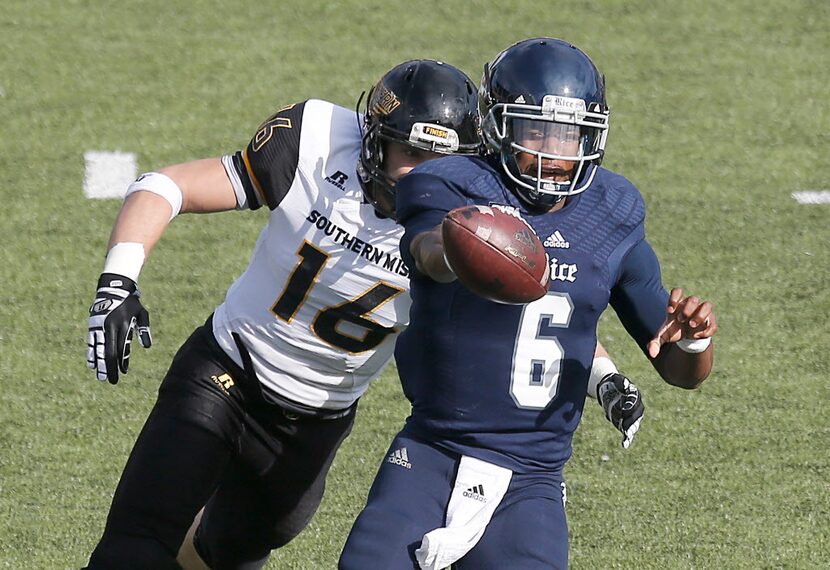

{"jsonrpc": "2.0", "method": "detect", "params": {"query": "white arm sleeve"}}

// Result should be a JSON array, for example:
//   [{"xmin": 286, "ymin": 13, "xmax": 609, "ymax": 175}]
[{"xmin": 221, "ymin": 154, "xmax": 250, "ymax": 210}]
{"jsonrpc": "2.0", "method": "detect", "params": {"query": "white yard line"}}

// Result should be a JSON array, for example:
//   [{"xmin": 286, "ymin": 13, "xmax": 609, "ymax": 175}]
[
  {"xmin": 791, "ymin": 191, "xmax": 830, "ymax": 205},
  {"xmin": 83, "ymin": 151, "xmax": 137, "ymax": 199}
]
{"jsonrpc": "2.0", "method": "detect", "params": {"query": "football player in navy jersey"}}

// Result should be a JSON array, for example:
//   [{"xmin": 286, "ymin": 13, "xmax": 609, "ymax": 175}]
[{"xmin": 340, "ymin": 38, "xmax": 718, "ymax": 570}]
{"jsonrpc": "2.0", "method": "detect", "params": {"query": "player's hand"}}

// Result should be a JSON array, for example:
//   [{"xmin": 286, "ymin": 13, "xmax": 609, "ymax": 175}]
[
  {"xmin": 597, "ymin": 373, "xmax": 644, "ymax": 449},
  {"xmin": 86, "ymin": 273, "xmax": 152, "ymax": 384},
  {"xmin": 647, "ymin": 287, "xmax": 718, "ymax": 358}
]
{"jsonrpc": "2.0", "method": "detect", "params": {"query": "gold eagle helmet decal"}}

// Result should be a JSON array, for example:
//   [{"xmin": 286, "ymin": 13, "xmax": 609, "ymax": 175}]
[{"xmin": 369, "ymin": 81, "xmax": 401, "ymax": 116}]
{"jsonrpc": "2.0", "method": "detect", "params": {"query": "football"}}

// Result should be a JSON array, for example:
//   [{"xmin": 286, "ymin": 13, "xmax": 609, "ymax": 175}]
[{"xmin": 442, "ymin": 205, "xmax": 550, "ymax": 304}]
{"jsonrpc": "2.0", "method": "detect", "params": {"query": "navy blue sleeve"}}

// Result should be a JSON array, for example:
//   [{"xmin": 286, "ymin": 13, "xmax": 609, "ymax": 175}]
[
  {"xmin": 609, "ymin": 238, "xmax": 670, "ymax": 354},
  {"xmin": 395, "ymin": 168, "xmax": 470, "ymax": 273}
]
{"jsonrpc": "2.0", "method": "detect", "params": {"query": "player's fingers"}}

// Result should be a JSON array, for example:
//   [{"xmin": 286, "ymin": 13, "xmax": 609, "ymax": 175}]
[
  {"xmin": 667, "ymin": 287, "xmax": 684, "ymax": 314},
  {"xmin": 693, "ymin": 311, "xmax": 718, "ymax": 339},
  {"xmin": 136, "ymin": 308, "xmax": 152, "ymax": 348},
  {"xmin": 688, "ymin": 301, "xmax": 712, "ymax": 327},
  {"xmin": 622, "ymin": 417, "xmax": 643, "ymax": 449},
  {"xmin": 677, "ymin": 296, "xmax": 701, "ymax": 324},
  {"xmin": 707, "ymin": 313, "xmax": 719, "ymax": 335},
  {"xmin": 647, "ymin": 324, "xmax": 668, "ymax": 358},
  {"xmin": 119, "ymin": 317, "xmax": 136, "ymax": 375},
  {"xmin": 646, "ymin": 329, "xmax": 665, "ymax": 358},
  {"xmin": 661, "ymin": 318, "xmax": 683, "ymax": 343},
  {"xmin": 94, "ymin": 330, "xmax": 109, "ymax": 382},
  {"xmin": 687, "ymin": 302, "xmax": 714, "ymax": 339},
  {"xmin": 648, "ymin": 318, "xmax": 680, "ymax": 358},
  {"xmin": 87, "ymin": 331, "xmax": 97, "ymax": 369},
  {"xmin": 103, "ymin": 322, "xmax": 122, "ymax": 385},
  {"xmin": 652, "ymin": 289, "xmax": 686, "ymax": 356},
  {"xmin": 647, "ymin": 339, "xmax": 661, "ymax": 359}
]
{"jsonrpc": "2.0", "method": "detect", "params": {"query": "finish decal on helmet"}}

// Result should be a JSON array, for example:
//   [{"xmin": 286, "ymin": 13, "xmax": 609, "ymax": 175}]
[
  {"xmin": 369, "ymin": 83, "xmax": 401, "ymax": 116},
  {"xmin": 408, "ymin": 123, "xmax": 460, "ymax": 152}
]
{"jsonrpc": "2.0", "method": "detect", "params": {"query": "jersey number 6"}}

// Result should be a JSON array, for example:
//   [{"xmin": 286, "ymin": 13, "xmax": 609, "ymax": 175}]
[{"xmin": 510, "ymin": 292, "xmax": 574, "ymax": 409}]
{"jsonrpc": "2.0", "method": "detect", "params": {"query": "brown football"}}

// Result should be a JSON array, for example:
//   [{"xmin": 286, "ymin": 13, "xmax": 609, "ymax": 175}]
[{"xmin": 442, "ymin": 205, "xmax": 550, "ymax": 304}]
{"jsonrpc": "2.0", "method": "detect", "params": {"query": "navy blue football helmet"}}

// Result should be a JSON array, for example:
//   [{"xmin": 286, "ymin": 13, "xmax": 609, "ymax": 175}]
[
  {"xmin": 480, "ymin": 38, "xmax": 610, "ymax": 209},
  {"xmin": 358, "ymin": 59, "xmax": 481, "ymax": 218}
]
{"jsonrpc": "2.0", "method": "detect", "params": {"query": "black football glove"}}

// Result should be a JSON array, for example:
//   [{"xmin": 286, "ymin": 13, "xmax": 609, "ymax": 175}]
[
  {"xmin": 86, "ymin": 273, "xmax": 152, "ymax": 384},
  {"xmin": 597, "ymin": 373, "xmax": 644, "ymax": 449}
]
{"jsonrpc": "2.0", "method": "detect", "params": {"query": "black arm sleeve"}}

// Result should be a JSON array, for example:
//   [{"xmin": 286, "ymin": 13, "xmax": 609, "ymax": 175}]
[{"xmin": 232, "ymin": 101, "xmax": 306, "ymax": 210}]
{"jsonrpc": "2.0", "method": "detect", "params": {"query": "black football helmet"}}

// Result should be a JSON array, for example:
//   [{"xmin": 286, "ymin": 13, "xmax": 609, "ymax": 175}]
[
  {"xmin": 358, "ymin": 59, "xmax": 481, "ymax": 219},
  {"xmin": 480, "ymin": 38, "xmax": 610, "ymax": 209}
]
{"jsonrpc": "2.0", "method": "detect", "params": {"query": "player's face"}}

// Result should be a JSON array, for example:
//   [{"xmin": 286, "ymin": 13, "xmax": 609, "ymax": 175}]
[
  {"xmin": 513, "ymin": 120, "xmax": 581, "ymax": 183},
  {"xmin": 383, "ymin": 142, "xmax": 443, "ymax": 183}
]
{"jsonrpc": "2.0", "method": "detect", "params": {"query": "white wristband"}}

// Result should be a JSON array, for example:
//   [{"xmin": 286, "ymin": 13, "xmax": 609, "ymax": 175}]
[
  {"xmin": 587, "ymin": 356, "xmax": 618, "ymax": 399},
  {"xmin": 676, "ymin": 337, "xmax": 712, "ymax": 353},
  {"xmin": 103, "ymin": 242, "xmax": 146, "ymax": 282},
  {"xmin": 125, "ymin": 172, "xmax": 183, "ymax": 221}
]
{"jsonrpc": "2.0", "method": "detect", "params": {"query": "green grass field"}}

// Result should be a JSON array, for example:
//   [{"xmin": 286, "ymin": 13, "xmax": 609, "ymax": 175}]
[{"xmin": 1, "ymin": 0, "xmax": 828, "ymax": 568}]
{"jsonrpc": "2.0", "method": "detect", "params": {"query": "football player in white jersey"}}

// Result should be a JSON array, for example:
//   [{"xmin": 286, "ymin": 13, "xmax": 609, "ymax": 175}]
[{"xmin": 83, "ymin": 60, "xmax": 642, "ymax": 569}]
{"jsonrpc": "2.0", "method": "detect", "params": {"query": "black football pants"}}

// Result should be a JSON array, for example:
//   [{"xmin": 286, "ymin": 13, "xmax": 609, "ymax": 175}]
[{"xmin": 84, "ymin": 319, "xmax": 356, "ymax": 570}]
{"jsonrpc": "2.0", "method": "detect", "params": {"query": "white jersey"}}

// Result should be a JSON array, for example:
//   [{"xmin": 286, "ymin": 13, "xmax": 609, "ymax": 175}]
[{"xmin": 213, "ymin": 99, "xmax": 411, "ymax": 411}]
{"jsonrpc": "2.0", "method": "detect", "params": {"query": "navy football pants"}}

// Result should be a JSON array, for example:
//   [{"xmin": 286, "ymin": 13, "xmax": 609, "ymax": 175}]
[{"xmin": 339, "ymin": 432, "xmax": 569, "ymax": 569}]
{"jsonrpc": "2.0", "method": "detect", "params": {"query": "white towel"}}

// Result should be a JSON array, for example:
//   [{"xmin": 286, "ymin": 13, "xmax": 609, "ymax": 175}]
[{"xmin": 415, "ymin": 455, "xmax": 513, "ymax": 570}]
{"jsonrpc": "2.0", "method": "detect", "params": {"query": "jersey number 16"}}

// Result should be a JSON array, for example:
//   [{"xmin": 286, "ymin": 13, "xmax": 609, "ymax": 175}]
[{"xmin": 271, "ymin": 241, "xmax": 404, "ymax": 354}]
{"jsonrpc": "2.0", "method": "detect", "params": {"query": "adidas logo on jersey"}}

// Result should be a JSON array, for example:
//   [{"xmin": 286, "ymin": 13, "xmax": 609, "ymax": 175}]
[
  {"xmin": 387, "ymin": 447, "xmax": 411, "ymax": 469},
  {"xmin": 463, "ymin": 484, "xmax": 486, "ymax": 502},
  {"xmin": 544, "ymin": 230, "xmax": 570, "ymax": 249},
  {"xmin": 324, "ymin": 170, "xmax": 349, "ymax": 191}
]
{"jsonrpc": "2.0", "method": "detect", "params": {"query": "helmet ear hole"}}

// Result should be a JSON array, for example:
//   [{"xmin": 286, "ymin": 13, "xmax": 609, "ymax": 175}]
[{"xmin": 376, "ymin": 139, "xmax": 385, "ymax": 166}]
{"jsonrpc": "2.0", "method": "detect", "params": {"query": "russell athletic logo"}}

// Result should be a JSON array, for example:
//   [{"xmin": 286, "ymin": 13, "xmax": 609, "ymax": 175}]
[
  {"xmin": 463, "ymin": 484, "xmax": 486, "ymax": 502},
  {"xmin": 387, "ymin": 447, "xmax": 412, "ymax": 469},
  {"xmin": 324, "ymin": 170, "xmax": 349, "ymax": 190}
]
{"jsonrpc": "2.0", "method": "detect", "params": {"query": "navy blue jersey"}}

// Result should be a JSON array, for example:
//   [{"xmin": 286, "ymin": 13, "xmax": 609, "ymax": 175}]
[{"xmin": 394, "ymin": 156, "xmax": 669, "ymax": 473}]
